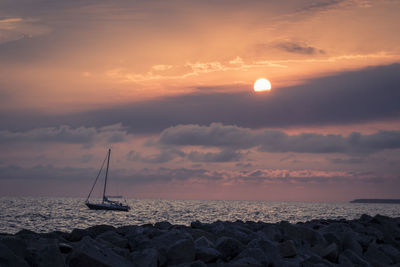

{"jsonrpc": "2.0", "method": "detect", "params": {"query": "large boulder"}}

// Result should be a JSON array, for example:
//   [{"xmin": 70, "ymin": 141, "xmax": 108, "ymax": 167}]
[
  {"xmin": 0, "ymin": 243, "xmax": 29, "ymax": 267},
  {"xmin": 154, "ymin": 221, "xmax": 172, "ymax": 230},
  {"xmin": 28, "ymin": 238, "xmax": 65, "ymax": 267},
  {"xmin": 97, "ymin": 230, "xmax": 128, "ymax": 249},
  {"xmin": 279, "ymin": 240, "xmax": 297, "ymax": 258},
  {"xmin": 342, "ymin": 233, "xmax": 363, "ymax": 256},
  {"xmin": 67, "ymin": 236, "xmax": 132, "ymax": 267},
  {"xmin": 167, "ymin": 238, "xmax": 196, "ymax": 265},
  {"xmin": 247, "ymin": 237, "xmax": 279, "ymax": 262},
  {"xmin": 215, "ymin": 236, "xmax": 245, "ymax": 261},
  {"xmin": 364, "ymin": 243, "xmax": 393, "ymax": 266},
  {"xmin": 341, "ymin": 249, "xmax": 372, "ymax": 267},
  {"xmin": 194, "ymin": 236, "xmax": 215, "ymax": 248},
  {"xmin": 129, "ymin": 248, "xmax": 159, "ymax": 267},
  {"xmin": 279, "ymin": 221, "xmax": 325, "ymax": 247},
  {"xmin": 86, "ymin": 225, "xmax": 116, "ymax": 238},
  {"xmin": 195, "ymin": 247, "xmax": 221, "ymax": 263},
  {"xmin": 234, "ymin": 248, "xmax": 269, "ymax": 266}
]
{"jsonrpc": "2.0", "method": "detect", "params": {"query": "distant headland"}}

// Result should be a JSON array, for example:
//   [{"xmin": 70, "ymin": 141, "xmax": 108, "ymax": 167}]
[{"xmin": 350, "ymin": 199, "xmax": 400, "ymax": 204}]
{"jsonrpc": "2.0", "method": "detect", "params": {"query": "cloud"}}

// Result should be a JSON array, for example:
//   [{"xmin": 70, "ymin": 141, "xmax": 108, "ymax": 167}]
[
  {"xmin": 276, "ymin": 42, "xmax": 325, "ymax": 55},
  {"xmin": 3, "ymin": 63, "xmax": 399, "ymax": 133},
  {"xmin": 156, "ymin": 123, "xmax": 400, "ymax": 155},
  {"xmin": 188, "ymin": 148, "xmax": 243, "ymax": 162},
  {"xmin": 0, "ymin": 123, "xmax": 128, "ymax": 144}
]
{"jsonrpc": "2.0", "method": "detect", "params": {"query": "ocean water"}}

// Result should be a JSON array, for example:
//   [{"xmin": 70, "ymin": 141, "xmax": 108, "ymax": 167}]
[{"xmin": 1, "ymin": 197, "xmax": 400, "ymax": 234}]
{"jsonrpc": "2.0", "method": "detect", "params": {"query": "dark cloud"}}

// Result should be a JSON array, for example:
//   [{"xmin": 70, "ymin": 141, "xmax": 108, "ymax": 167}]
[
  {"xmin": 1, "ymin": 64, "xmax": 400, "ymax": 133},
  {"xmin": 156, "ymin": 123, "xmax": 400, "ymax": 155},
  {"xmin": 188, "ymin": 148, "xmax": 243, "ymax": 162},
  {"xmin": 0, "ymin": 124, "xmax": 127, "ymax": 144},
  {"xmin": 276, "ymin": 42, "xmax": 325, "ymax": 55}
]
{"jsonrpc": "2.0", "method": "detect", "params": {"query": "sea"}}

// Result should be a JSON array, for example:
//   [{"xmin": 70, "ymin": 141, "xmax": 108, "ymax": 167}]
[{"xmin": 1, "ymin": 197, "xmax": 400, "ymax": 234}]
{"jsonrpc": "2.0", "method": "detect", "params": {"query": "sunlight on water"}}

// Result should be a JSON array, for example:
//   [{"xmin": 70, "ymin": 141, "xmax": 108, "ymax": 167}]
[{"xmin": 1, "ymin": 197, "xmax": 400, "ymax": 233}]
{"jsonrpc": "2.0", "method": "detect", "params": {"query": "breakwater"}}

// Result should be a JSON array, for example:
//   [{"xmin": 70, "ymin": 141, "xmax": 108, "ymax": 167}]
[{"xmin": 0, "ymin": 214, "xmax": 399, "ymax": 266}]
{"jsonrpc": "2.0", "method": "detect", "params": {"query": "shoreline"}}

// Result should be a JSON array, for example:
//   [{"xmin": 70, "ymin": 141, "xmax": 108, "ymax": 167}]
[{"xmin": 1, "ymin": 214, "xmax": 399, "ymax": 266}]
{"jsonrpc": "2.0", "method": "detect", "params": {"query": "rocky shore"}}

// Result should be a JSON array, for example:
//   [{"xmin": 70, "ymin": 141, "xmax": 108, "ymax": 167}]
[{"xmin": 1, "ymin": 214, "xmax": 400, "ymax": 267}]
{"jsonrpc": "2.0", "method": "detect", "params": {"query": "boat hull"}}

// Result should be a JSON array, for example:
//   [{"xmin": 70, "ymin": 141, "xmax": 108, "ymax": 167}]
[{"xmin": 86, "ymin": 202, "xmax": 130, "ymax": 212}]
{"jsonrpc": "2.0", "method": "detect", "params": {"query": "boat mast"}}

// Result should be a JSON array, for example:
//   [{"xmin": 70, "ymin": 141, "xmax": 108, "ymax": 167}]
[{"xmin": 102, "ymin": 149, "xmax": 111, "ymax": 203}]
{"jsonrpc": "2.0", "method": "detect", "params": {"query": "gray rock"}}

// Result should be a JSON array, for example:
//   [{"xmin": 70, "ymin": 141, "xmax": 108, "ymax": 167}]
[
  {"xmin": 215, "ymin": 236, "xmax": 245, "ymax": 261},
  {"xmin": 155, "ymin": 221, "xmax": 172, "ymax": 230},
  {"xmin": 187, "ymin": 228, "xmax": 217, "ymax": 244},
  {"xmin": 86, "ymin": 225, "xmax": 116, "ymax": 238},
  {"xmin": 279, "ymin": 240, "xmax": 297, "ymax": 258},
  {"xmin": 0, "ymin": 243, "xmax": 29, "ymax": 267},
  {"xmin": 280, "ymin": 221, "xmax": 325, "ymax": 247},
  {"xmin": 229, "ymin": 256, "xmax": 263, "ymax": 267},
  {"xmin": 247, "ymin": 236, "xmax": 279, "ymax": 260},
  {"xmin": 314, "ymin": 242, "xmax": 338, "ymax": 263},
  {"xmin": 126, "ymin": 233, "xmax": 152, "ymax": 251},
  {"xmin": 170, "ymin": 260, "xmax": 208, "ymax": 267},
  {"xmin": 364, "ymin": 243, "xmax": 393, "ymax": 266},
  {"xmin": 167, "ymin": 238, "xmax": 196, "ymax": 265},
  {"xmin": 195, "ymin": 236, "xmax": 215, "ymax": 248},
  {"xmin": 234, "ymin": 247, "xmax": 269, "ymax": 266},
  {"xmin": 338, "ymin": 254, "xmax": 355, "ymax": 267},
  {"xmin": 342, "ymin": 249, "xmax": 372, "ymax": 267},
  {"xmin": 59, "ymin": 242, "xmax": 73, "ymax": 253},
  {"xmin": 25, "ymin": 238, "xmax": 65, "ymax": 267},
  {"xmin": 0, "ymin": 235, "xmax": 28, "ymax": 259},
  {"xmin": 68, "ymin": 229, "xmax": 91, "ymax": 242},
  {"xmin": 342, "ymin": 233, "xmax": 363, "ymax": 256},
  {"xmin": 97, "ymin": 230, "xmax": 128, "ymax": 249},
  {"xmin": 380, "ymin": 244, "xmax": 400, "ymax": 263},
  {"xmin": 195, "ymin": 246, "xmax": 221, "ymax": 263},
  {"xmin": 67, "ymin": 236, "xmax": 132, "ymax": 267},
  {"xmin": 301, "ymin": 255, "xmax": 336, "ymax": 267},
  {"xmin": 129, "ymin": 248, "xmax": 159, "ymax": 267}
]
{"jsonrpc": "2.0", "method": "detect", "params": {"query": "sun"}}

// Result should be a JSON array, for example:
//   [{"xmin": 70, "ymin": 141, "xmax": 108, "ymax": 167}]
[{"xmin": 254, "ymin": 78, "xmax": 272, "ymax": 92}]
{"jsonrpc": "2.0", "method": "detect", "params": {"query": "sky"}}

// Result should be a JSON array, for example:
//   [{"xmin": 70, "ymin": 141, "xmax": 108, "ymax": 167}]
[{"xmin": 0, "ymin": 0, "xmax": 400, "ymax": 202}]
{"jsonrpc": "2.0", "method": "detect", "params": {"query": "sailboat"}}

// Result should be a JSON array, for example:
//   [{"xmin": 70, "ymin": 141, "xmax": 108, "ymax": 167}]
[{"xmin": 85, "ymin": 149, "xmax": 130, "ymax": 212}]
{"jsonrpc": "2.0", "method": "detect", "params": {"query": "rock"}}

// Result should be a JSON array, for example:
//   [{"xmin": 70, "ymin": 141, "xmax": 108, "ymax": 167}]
[
  {"xmin": 68, "ymin": 229, "xmax": 91, "ymax": 242},
  {"xmin": 0, "ymin": 235, "xmax": 28, "ymax": 259},
  {"xmin": 280, "ymin": 221, "xmax": 325, "ymax": 247},
  {"xmin": 342, "ymin": 249, "xmax": 372, "ymax": 267},
  {"xmin": 247, "ymin": 236, "xmax": 279, "ymax": 261},
  {"xmin": 279, "ymin": 240, "xmax": 297, "ymax": 258},
  {"xmin": 215, "ymin": 236, "xmax": 245, "ymax": 261},
  {"xmin": 337, "ymin": 254, "xmax": 355, "ymax": 267},
  {"xmin": 234, "ymin": 248, "xmax": 269, "ymax": 266},
  {"xmin": 25, "ymin": 238, "xmax": 65, "ymax": 267},
  {"xmin": 86, "ymin": 225, "xmax": 116, "ymax": 238},
  {"xmin": 67, "ymin": 236, "xmax": 132, "ymax": 267},
  {"xmin": 301, "ymin": 255, "xmax": 336, "ymax": 267},
  {"xmin": 97, "ymin": 230, "xmax": 128, "ymax": 249},
  {"xmin": 380, "ymin": 244, "xmax": 400, "ymax": 263},
  {"xmin": 170, "ymin": 260, "xmax": 208, "ymax": 267},
  {"xmin": 195, "ymin": 236, "xmax": 215, "ymax": 248},
  {"xmin": 155, "ymin": 221, "xmax": 172, "ymax": 230},
  {"xmin": 129, "ymin": 248, "xmax": 159, "ymax": 267},
  {"xmin": 59, "ymin": 242, "xmax": 73, "ymax": 253},
  {"xmin": 229, "ymin": 256, "xmax": 263, "ymax": 267},
  {"xmin": 187, "ymin": 228, "xmax": 217, "ymax": 244},
  {"xmin": 260, "ymin": 224, "xmax": 282, "ymax": 242},
  {"xmin": 342, "ymin": 232, "xmax": 363, "ymax": 256},
  {"xmin": 15, "ymin": 229, "xmax": 39, "ymax": 238},
  {"xmin": 314, "ymin": 242, "xmax": 338, "ymax": 263},
  {"xmin": 364, "ymin": 243, "xmax": 393, "ymax": 266},
  {"xmin": 127, "ymin": 233, "xmax": 152, "ymax": 251},
  {"xmin": 167, "ymin": 238, "xmax": 196, "ymax": 265},
  {"xmin": 195, "ymin": 246, "xmax": 221, "ymax": 263},
  {"xmin": 0, "ymin": 243, "xmax": 29, "ymax": 267}
]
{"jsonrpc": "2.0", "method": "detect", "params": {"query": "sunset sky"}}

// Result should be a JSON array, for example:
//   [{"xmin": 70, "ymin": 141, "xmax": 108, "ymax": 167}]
[{"xmin": 1, "ymin": 0, "xmax": 400, "ymax": 201}]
